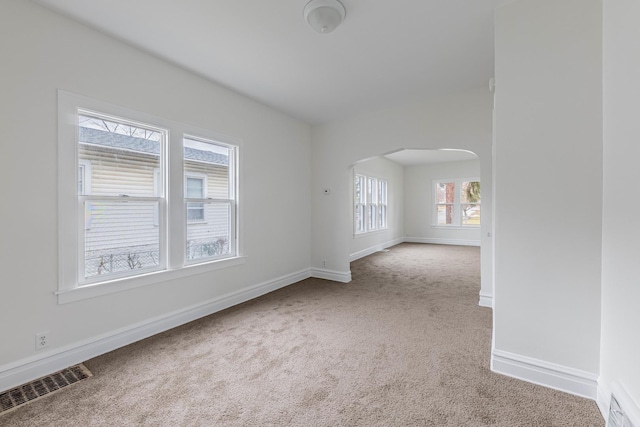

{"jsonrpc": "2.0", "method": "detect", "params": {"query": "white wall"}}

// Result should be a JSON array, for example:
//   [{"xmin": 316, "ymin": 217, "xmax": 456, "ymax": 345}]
[
  {"xmin": 493, "ymin": 0, "xmax": 602, "ymax": 396},
  {"xmin": 349, "ymin": 156, "xmax": 404, "ymax": 261},
  {"xmin": 311, "ymin": 86, "xmax": 494, "ymax": 299},
  {"xmin": 404, "ymin": 160, "xmax": 481, "ymax": 246},
  {"xmin": 599, "ymin": 0, "xmax": 640, "ymax": 420},
  {"xmin": 0, "ymin": 0, "xmax": 310, "ymax": 388}
]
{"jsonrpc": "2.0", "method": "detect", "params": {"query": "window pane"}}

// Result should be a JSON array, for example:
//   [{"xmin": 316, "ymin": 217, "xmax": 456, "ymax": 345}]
[
  {"xmin": 462, "ymin": 203, "xmax": 481, "ymax": 225},
  {"xmin": 461, "ymin": 181, "xmax": 481, "ymax": 204},
  {"xmin": 78, "ymin": 114, "xmax": 162, "ymax": 197},
  {"xmin": 379, "ymin": 205, "xmax": 387, "ymax": 228},
  {"xmin": 356, "ymin": 204, "xmax": 365, "ymax": 232},
  {"xmin": 84, "ymin": 200, "xmax": 160, "ymax": 279},
  {"xmin": 368, "ymin": 204, "xmax": 377, "ymax": 230},
  {"xmin": 379, "ymin": 180, "xmax": 387, "ymax": 204},
  {"xmin": 355, "ymin": 175, "xmax": 365, "ymax": 204},
  {"xmin": 437, "ymin": 204, "xmax": 454, "ymax": 225},
  {"xmin": 186, "ymin": 203, "xmax": 205, "ymax": 221},
  {"xmin": 186, "ymin": 177, "xmax": 204, "ymax": 198},
  {"xmin": 186, "ymin": 202, "xmax": 231, "ymax": 261},
  {"xmin": 184, "ymin": 137, "xmax": 230, "ymax": 199},
  {"xmin": 436, "ymin": 182, "xmax": 455, "ymax": 204},
  {"xmin": 368, "ymin": 178, "xmax": 378, "ymax": 203}
]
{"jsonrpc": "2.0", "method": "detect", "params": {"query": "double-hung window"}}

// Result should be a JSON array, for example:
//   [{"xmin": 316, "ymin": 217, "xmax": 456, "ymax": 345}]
[
  {"xmin": 434, "ymin": 179, "xmax": 480, "ymax": 227},
  {"xmin": 378, "ymin": 180, "xmax": 388, "ymax": 229},
  {"xmin": 367, "ymin": 177, "xmax": 378, "ymax": 231},
  {"xmin": 58, "ymin": 91, "xmax": 241, "ymax": 303},
  {"xmin": 354, "ymin": 173, "xmax": 388, "ymax": 234},
  {"xmin": 354, "ymin": 175, "xmax": 366, "ymax": 233},
  {"xmin": 78, "ymin": 111, "xmax": 166, "ymax": 282},
  {"xmin": 184, "ymin": 136, "xmax": 235, "ymax": 263}
]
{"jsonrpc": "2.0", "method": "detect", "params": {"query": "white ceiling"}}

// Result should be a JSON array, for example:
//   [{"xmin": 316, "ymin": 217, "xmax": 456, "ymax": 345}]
[
  {"xmin": 33, "ymin": 0, "xmax": 510, "ymax": 125},
  {"xmin": 384, "ymin": 149, "xmax": 478, "ymax": 166}
]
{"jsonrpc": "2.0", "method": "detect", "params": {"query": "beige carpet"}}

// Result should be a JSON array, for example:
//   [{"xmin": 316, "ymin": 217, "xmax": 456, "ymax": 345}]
[{"xmin": 2, "ymin": 243, "xmax": 604, "ymax": 426}]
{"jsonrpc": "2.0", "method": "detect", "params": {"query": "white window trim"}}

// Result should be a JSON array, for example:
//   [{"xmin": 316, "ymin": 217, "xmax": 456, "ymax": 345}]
[
  {"xmin": 354, "ymin": 171, "xmax": 388, "ymax": 235},
  {"xmin": 57, "ymin": 90, "xmax": 244, "ymax": 304},
  {"xmin": 432, "ymin": 177, "xmax": 481, "ymax": 228}
]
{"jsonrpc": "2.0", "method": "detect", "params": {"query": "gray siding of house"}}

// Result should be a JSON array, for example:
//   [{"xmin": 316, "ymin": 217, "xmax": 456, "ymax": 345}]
[{"xmin": 79, "ymin": 143, "xmax": 231, "ymax": 277}]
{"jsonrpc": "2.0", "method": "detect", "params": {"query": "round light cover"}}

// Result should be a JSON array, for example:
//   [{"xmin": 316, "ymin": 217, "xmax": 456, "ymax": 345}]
[{"xmin": 304, "ymin": 0, "xmax": 346, "ymax": 34}]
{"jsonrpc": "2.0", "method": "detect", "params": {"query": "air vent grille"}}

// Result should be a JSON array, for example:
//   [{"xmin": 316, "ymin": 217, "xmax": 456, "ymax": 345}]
[{"xmin": 0, "ymin": 364, "xmax": 92, "ymax": 415}]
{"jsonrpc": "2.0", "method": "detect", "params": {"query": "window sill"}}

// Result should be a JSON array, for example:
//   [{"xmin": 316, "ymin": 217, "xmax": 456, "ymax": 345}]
[
  {"xmin": 354, "ymin": 228, "xmax": 389, "ymax": 238},
  {"xmin": 431, "ymin": 225, "xmax": 480, "ymax": 230},
  {"xmin": 56, "ymin": 256, "xmax": 246, "ymax": 304}
]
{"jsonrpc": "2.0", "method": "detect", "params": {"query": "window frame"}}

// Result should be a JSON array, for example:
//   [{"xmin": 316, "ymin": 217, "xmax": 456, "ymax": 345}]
[
  {"xmin": 354, "ymin": 174, "xmax": 366, "ymax": 233},
  {"xmin": 183, "ymin": 134, "xmax": 237, "ymax": 266},
  {"xmin": 432, "ymin": 178, "xmax": 481, "ymax": 228},
  {"xmin": 378, "ymin": 179, "xmax": 388, "ymax": 229},
  {"xmin": 354, "ymin": 171, "xmax": 388, "ymax": 235},
  {"xmin": 76, "ymin": 109, "xmax": 168, "ymax": 286},
  {"xmin": 57, "ymin": 90, "xmax": 244, "ymax": 304}
]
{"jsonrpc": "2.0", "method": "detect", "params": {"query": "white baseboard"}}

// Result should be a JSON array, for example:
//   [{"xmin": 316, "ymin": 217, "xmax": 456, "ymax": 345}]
[
  {"xmin": 349, "ymin": 237, "xmax": 404, "ymax": 262},
  {"xmin": 0, "ymin": 269, "xmax": 311, "ymax": 393},
  {"xmin": 479, "ymin": 291, "xmax": 493, "ymax": 308},
  {"xmin": 310, "ymin": 268, "xmax": 352, "ymax": 283},
  {"xmin": 404, "ymin": 237, "xmax": 480, "ymax": 247},
  {"xmin": 598, "ymin": 380, "xmax": 640, "ymax": 426},
  {"xmin": 491, "ymin": 349, "xmax": 598, "ymax": 399}
]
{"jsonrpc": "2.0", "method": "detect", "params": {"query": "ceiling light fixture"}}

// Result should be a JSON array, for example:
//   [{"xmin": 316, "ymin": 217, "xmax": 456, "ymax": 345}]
[{"xmin": 304, "ymin": 0, "xmax": 346, "ymax": 34}]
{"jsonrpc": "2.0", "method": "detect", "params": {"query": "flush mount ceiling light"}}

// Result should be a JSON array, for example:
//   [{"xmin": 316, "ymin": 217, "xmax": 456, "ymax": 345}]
[{"xmin": 304, "ymin": 0, "xmax": 346, "ymax": 34}]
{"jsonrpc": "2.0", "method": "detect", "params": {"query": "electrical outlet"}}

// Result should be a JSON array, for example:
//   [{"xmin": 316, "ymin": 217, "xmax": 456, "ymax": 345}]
[
  {"xmin": 35, "ymin": 332, "xmax": 49, "ymax": 350},
  {"xmin": 322, "ymin": 259, "xmax": 327, "ymax": 267}
]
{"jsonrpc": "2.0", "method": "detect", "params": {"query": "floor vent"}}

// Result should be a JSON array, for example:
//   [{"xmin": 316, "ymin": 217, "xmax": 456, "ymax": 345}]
[
  {"xmin": 0, "ymin": 364, "xmax": 92, "ymax": 415},
  {"xmin": 608, "ymin": 394, "xmax": 636, "ymax": 427}
]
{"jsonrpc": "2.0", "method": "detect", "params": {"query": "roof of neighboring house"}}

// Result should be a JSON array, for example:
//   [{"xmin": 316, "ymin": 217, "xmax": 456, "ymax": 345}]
[{"xmin": 79, "ymin": 127, "xmax": 228, "ymax": 165}]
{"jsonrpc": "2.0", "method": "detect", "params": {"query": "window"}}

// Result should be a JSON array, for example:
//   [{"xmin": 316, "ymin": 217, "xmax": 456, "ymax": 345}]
[
  {"xmin": 354, "ymin": 173, "xmax": 388, "ymax": 234},
  {"xmin": 378, "ymin": 180, "xmax": 388, "ymax": 229},
  {"xmin": 185, "ymin": 174, "xmax": 206, "ymax": 223},
  {"xmin": 434, "ymin": 179, "xmax": 480, "ymax": 227},
  {"xmin": 367, "ymin": 176, "xmax": 378, "ymax": 231},
  {"xmin": 58, "ymin": 91, "xmax": 242, "ymax": 303},
  {"xmin": 354, "ymin": 175, "xmax": 366, "ymax": 233},
  {"xmin": 184, "ymin": 136, "xmax": 235, "ymax": 263},
  {"xmin": 78, "ymin": 112, "xmax": 165, "ymax": 283}
]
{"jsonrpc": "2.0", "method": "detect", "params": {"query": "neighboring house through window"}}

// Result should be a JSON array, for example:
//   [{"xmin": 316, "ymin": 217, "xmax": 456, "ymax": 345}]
[
  {"xmin": 434, "ymin": 179, "xmax": 481, "ymax": 227},
  {"xmin": 355, "ymin": 173, "xmax": 388, "ymax": 234}
]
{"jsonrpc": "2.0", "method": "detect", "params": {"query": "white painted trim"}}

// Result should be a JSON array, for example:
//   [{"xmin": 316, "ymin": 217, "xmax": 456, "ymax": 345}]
[
  {"xmin": 57, "ymin": 256, "xmax": 247, "ymax": 304},
  {"xmin": 404, "ymin": 237, "xmax": 480, "ymax": 247},
  {"xmin": 478, "ymin": 291, "xmax": 493, "ymax": 308},
  {"xmin": 491, "ymin": 349, "xmax": 598, "ymax": 399},
  {"xmin": 0, "ymin": 269, "xmax": 310, "ymax": 393},
  {"xmin": 310, "ymin": 268, "xmax": 352, "ymax": 283},
  {"xmin": 598, "ymin": 380, "xmax": 640, "ymax": 427},
  {"xmin": 349, "ymin": 237, "xmax": 404, "ymax": 262}
]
